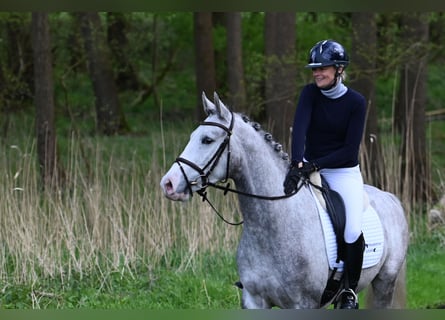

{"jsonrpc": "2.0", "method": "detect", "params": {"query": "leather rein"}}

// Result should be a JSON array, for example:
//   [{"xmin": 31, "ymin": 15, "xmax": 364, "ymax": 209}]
[{"xmin": 175, "ymin": 111, "xmax": 305, "ymax": 226}]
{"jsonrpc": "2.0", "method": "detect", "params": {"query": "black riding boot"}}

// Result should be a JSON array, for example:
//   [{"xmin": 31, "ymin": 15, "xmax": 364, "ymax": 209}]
[{"xmin": 340, "ymin": 233, "xmax": 365, "ymax": 309}]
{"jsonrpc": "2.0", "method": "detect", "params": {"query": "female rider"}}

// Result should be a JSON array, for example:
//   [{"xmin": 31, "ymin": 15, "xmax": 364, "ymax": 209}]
[{"xmin": 283, "ymin": 39, "xmax": 367, "ymax": 309}]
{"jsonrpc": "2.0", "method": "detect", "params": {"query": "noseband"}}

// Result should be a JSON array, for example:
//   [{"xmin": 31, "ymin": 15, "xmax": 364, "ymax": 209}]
[{"xmin": 175, "ymin": 111, "xmax": 234, "ymax": 198}]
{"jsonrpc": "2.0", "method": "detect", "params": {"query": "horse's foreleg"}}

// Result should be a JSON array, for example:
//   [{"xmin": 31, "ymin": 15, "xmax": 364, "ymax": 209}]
[{"xmin": 241, "ymin": 289, "xmax": 271, "ymax": 309}]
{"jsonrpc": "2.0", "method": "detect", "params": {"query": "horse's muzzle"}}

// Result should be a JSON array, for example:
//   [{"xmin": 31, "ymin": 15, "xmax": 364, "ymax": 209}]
[{"xmin": 160, "ymin": 174, "xmax": 191, "ymax": 201}]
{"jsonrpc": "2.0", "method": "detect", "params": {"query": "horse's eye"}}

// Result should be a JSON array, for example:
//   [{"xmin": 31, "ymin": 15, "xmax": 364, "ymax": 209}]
[{"xmin": 202, "ymin": 136, "xmax": 214, "ymax": 145}]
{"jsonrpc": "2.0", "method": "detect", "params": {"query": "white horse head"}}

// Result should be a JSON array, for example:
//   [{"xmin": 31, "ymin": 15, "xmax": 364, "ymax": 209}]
[{"xmin": 161, "ymin": 92, "xmax": 236, "ymax": 201}]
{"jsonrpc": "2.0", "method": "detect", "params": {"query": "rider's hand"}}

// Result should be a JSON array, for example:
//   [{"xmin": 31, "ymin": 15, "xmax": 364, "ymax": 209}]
[
  {"xmin": 283, "ymin": 162, "xmax": 318, "ymax": 195},
  {"xmin": 283, "ymin": 165, "xmax": 301, "ymax": 194},
  {"xmin": 299, "ymin": 161, "xmax": 318, "ymax": 177}
]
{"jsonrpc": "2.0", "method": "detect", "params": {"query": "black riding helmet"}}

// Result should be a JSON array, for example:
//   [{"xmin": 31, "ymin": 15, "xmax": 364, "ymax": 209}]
[{"xmin": 306, "ymin": 39, "xmax": 349, "ymax": 69}]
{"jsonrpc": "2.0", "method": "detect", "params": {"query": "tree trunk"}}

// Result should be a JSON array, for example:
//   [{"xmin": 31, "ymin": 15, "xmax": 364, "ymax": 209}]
[
  {"xmin": 66, "ymin": 14, "xmax": 86, "ymax": 74},
  {"xmin": 264, "ymin": 12, "xmax": 296, "ymax": 148},
  {"xmin": 193, "ymin": 12, "xmax": 217, "ymax": 120},
  {"xmin": 395, "ymin": 12, "xmax": 430, "ymax": 203},
  {"xmin": 3, "ymin": 13, "xmax": 34, "ymax": 110},
  {"xmin": 77, "ymin": 12, "xmax": 128, "ymax": 135},
  {"xmin": 226, "ymin": 12, "xmax": 247, "ymax": 111},
  {"xmin": 106, "ymin": 12, "xmax": 140, "ymax": 91},
  {"xmin": 429, "ymin": 12, "xmax": 445, "ymax": 62},
  {"xmin": 350, "ymin": 12, "xmax": 383, "ymax": 187},
  {"xmin": 31, "ymin": 12, "xmax": 59, "ymax": 188},
  {"xmin": 212, "ymin": 12, "xmax": 226, "ymax": 92}
]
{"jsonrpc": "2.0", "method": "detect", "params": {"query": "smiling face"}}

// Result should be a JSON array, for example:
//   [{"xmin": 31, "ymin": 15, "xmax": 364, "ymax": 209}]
[{"xmin": 311, "ymin": 66, "xmax": 343, "ymax": 89}]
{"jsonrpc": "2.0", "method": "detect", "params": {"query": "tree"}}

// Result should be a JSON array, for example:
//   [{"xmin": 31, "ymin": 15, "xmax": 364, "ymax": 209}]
[
  {"xmin": 226, "ymin": 12, "xmax": 247, "ymax": 111},
  {"xmin": 106, "ymin": 12, "xmax": 140, "ymax": 91},
  {"xmin": 31, "ymin": 12, "xmax": 60, "ymax": 188},
  {"xmin": 193, "ymin": 12, "xmax": 217, "ymax": 120},
  {"xmin": 395, "ymin": 12, "xmax": 430, "ymax": 203},
  {"xmin": 429, "ymin": 12, "xmax": 445, "ymax": 63},
  {"xmin": 77, "ymin": 12, "xmax": 128, "ymax": 135},
  {"xmin": 349, "ymin": 12, "xmax": 382, "ymax": 187},
  {"xmin": 264, "ymin": 12, "xmax": 296, "ymax": 146},
  {"xmin": 0, "ymin": 13, "xmax": 33, "ymax": 114}
]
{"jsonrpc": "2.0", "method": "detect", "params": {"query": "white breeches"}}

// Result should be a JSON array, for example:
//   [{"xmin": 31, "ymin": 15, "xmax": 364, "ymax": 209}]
[{"xmin": 320, "ymin": 165, "xmax": 364, "ymax": 244}]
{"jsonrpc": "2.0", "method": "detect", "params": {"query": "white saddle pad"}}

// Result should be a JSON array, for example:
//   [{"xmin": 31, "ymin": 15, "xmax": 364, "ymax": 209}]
[{"xmin": 310, "ymin": 187, "xmax": 385, "ymax": 272}]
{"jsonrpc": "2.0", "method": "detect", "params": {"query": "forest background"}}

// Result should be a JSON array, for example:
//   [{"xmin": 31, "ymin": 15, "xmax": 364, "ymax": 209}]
[{"xmin": 0, "ymin": 12, "xmax": 444, "ymax": 309}]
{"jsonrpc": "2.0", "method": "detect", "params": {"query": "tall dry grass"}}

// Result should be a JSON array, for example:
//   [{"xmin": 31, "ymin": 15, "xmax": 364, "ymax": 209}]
[
  {"xmin": 359, "ymin": 120, "xmax": 445, "ymax": 254},
  {"xmin": 360, "ymin": 127, "xmax": 431, "ymax": 236},
  {"xmin": 0, "ymin": 124, "xmax": 241, "ymax": 287}
]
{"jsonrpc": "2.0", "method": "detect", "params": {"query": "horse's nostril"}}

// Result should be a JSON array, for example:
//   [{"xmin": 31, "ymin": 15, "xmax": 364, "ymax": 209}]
[{"xmin": 165, "ymin": 180, "xmax": 173, "ymax": 193}]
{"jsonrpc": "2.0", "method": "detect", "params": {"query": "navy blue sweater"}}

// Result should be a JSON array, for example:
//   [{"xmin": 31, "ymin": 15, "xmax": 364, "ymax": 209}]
[{"xmin": 291, "ymin": 83, "xmax": 366, "ymax": 169}]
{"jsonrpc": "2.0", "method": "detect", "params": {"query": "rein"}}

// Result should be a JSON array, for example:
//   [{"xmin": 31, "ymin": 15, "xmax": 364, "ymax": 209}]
[
  {"xmin": 207, "ymin": 180, "xmax": 305, "ymax": 201},
  {"xmin": 174, "ymin": 110, "xmax": 315, "ymax": 226},
  {"xmin": 198, "ymin": 180, "xmax": 306, "ymax": 226}
]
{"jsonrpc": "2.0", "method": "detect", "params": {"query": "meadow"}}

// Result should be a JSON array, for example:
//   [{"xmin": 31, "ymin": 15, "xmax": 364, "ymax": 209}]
[{"xmin": 0, "ymin": 108, "xmax": 444, "ymax": 310}]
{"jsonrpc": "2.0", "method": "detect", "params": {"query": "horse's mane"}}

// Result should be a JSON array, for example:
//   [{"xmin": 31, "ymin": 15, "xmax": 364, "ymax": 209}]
[{"xmin": 238, "ymin": 113, "xmax": 290, "ymax": 164}]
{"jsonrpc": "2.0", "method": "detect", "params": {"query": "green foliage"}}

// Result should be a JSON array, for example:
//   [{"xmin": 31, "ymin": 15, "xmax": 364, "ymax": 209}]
[
  {"xmin": 427, "ymin": 64, "xmax": 445, "ymax": 111},
  {"xmin": 2, "ymin": 12, "xmax": 444, "ymax": 129}
]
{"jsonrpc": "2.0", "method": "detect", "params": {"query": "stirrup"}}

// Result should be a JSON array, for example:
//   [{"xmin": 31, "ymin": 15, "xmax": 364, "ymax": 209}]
[{"xmin": 338, "ymin": 288, "xmax": 359, "ymax": 309}]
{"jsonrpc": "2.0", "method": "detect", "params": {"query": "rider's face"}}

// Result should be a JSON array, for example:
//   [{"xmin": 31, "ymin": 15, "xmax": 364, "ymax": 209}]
[{"xmin": 312, "ymin": 66, "xmax": 342, "ymax": 89}]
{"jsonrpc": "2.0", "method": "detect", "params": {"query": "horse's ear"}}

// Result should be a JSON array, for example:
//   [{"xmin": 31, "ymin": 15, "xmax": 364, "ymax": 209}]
[
  {"xmin": 213, "ymin": 92, "xmax": 231, "ymax": 120},
  {"xmin": 202, "ymin": 92, "xmax": 216, "ymax": 116}
]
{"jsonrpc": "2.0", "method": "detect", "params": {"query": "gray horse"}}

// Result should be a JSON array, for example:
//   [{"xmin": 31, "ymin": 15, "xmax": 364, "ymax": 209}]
[{"xmin": 160, "ymin": 92, "xmax": 409, "ymax": 309}]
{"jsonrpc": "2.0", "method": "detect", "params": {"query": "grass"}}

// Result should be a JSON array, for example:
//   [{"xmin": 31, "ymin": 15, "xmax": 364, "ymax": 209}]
[
  {"xmin": 429, "ymin": 120, "xmax": 445, "ymax": 187},
  {"xmin": 0, "ymin": 252, "xmax": 241, "ymax": 309},
  {"xmin": 0, "ymin": 110, "xmax": 444, "ymax": 309},
  {"xmin": 407, "ymin": 239, "xmax": 445, "ymax": 309},
  {"xmin": 2, "ymin": 242, "xmax": 444, "ymax": 309}
]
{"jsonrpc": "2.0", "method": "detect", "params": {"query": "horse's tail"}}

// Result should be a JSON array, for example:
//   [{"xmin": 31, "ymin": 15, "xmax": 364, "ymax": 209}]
[{"xmin": 365, "ymin": 259, "xmax": 407, "ymax": 308}]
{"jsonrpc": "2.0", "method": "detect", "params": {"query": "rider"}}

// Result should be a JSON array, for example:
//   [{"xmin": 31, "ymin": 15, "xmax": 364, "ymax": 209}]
[{"xmin": 283, "ymin": 39, "xmax": 367, "ymax": 309}]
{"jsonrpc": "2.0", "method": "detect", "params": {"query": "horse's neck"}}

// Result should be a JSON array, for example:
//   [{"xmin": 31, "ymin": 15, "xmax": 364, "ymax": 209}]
[
  {"xmin": 230, "ymin": 131, "xmax": 321, "ymax": 265},
  {"xmin": 233, "ymin": 142, "xmax": 287, "ymax": 197},
  {"xmin": 231, "ymin": 139, "xmax": 312, "ymax": 226},
  {"xmin": 234, "ymin": 153, "xmax": 318, "ymax": 259}
]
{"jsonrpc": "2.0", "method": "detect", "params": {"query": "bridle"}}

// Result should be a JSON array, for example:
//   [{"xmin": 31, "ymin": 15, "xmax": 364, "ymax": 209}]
[
  {"xmin": 174, "ymin": 110, "xmax": 306, "ymax": 225},
  {"xmin": 175, "ymin": 110, "xmax": 235, "ymax": 198}
]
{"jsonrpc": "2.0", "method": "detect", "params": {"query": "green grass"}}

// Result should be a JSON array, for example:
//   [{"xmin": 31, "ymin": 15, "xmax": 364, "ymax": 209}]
[
  {"xmin": 0, "ymin": 252, "xmax": 241, "ymax": 309},
  {"xmin": 406, "ymin": 239, "xmax": 445, "ymax": 309},
  {"xmin": 1, "ymin": 236, "xmax": 444, "ymax": 309}
]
